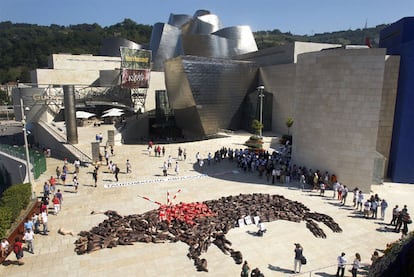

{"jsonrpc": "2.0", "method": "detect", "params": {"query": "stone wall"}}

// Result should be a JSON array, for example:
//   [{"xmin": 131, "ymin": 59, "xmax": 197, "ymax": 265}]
[
  {"xmin": 291, "ymin": 48, "xmax": 390, "ymax": 192},
  {"xmin": 48, "ymin": 54, "xmax": 121, "ymax": 70},
  {"xmin": 260, "ymin": 64, "xmax": 296, "ymax": 135},
  {"xmin": 31, "ymin": 69, "xmax": 102, "ymax": 86}
]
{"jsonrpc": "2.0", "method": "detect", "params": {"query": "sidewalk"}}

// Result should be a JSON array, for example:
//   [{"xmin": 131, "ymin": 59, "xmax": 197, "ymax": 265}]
[{"xmin": 1, "ymin": 125, "xmax": 412, "ymax": 276}]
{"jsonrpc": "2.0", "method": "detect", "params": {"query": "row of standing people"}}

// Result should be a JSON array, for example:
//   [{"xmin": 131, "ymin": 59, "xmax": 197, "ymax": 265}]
[
  {"xmin": 5, "ymin": 197, "xmax": 53, "ymax": 265},
  {"xmin": 204, "ymin": 146, "xmax": 340, "ymax": 192},
  {"xmin": 10, "ymin": 157, "xmax": 80, "ymax": 265},
  {"xmin": 390, "ymin": 204, "xmax": 412, "ymax": 238}
]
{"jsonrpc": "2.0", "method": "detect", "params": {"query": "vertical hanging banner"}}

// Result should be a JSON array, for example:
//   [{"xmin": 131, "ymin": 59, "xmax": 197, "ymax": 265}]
[
  {"xmin": 120, "ymin": 47, "xmax": 152, "ymax": 88},
  {"xmin": 121, "ymin": 69, "xmax": 151, "ymax": 88},
  {"xmin": 120, "ymin": 47, "xmax": 152, "ymax": 69}
]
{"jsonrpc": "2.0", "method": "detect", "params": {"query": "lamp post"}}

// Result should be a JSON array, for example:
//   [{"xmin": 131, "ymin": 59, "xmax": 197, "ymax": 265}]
[
  {"xmin": 257, "ymin": 86, "xmax": 265, "ymax": 137},
  {"xmin": 18, "ymin": 164, "xmax": 23, "ymax": 183},
  {"xmin": 20, "ymin": 97, "xmax": 34, "ymax": 197},
  {"xmin": 4, "ymin": 101, "xmax": 9, "ymax": 120}
]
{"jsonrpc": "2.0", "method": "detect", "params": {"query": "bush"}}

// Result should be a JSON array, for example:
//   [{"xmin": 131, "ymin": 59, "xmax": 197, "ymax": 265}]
[
  {"xmin": 245, "ymin": 135, "xmax": 264, "ymax": 150},
  {"xmin": 0, "ymin": 207, "xmax": 13, "ymax": 238},
  {"xmin": 0, "ymin": 183, "xmax": 32, "ymax": 237}
]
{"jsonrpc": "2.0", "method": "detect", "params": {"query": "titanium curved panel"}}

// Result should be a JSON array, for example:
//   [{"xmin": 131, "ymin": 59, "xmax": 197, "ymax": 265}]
[
  {"xmin": 212, "ymin": 26, "xmax": 258, "ymax": 54},
  {"xmin": 181, "ymin": 34, "xmax": 229, "ymax": 58},
  {"xmin": 165, "ymin": 56, "xmax": 259, "ymax": 138},
  {"xmin": 149, "ymin": 23, "xmax": 164, "ymax": 55},
  {"xmin": 150, "ymin": 23, "xmax": 181, "ymax": 71},
  {"xmin": 168, "ymin": 14, "xmax": 192, "ymax": 28},
  {"xmin": 193, "ymin": 10, "xmax": 211, "ymax": 17},
  {"xmin": 100, "ymin": 38, "xmax": 141, "ymax": 57},
  {"xmin": 181, "ymin": 14, "xmax": 221, "ymax": 35}
]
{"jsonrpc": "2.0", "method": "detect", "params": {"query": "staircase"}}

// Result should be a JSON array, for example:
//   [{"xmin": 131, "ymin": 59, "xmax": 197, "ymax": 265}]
[{"xmin": 37, "ymin": 120, "xmax": 93, "ymax": 165}]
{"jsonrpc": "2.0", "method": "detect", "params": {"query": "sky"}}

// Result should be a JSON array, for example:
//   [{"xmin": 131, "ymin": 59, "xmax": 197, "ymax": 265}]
[{"xmin": 1, "ymin": 0, "xmax": 413, "ymax": 35}]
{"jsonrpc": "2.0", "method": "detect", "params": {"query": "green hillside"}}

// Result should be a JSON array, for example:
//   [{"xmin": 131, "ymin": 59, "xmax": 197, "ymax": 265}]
[{"xmin": 0, "ymin": 19, "xmax": 388, "ymax": 84}]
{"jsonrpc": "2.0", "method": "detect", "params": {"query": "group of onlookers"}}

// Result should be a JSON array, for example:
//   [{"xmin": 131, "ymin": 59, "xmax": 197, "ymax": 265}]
[
  {"xmin": 390, "ymin": 204, "xmax": 412, "ymax": 238},
  {"xmin": 1, "ymin": 198, "xmax": 55, "ymax": 265},
  {"xmin": 1, "ymin": 162, "xmax": 67, "ymax": 265}
]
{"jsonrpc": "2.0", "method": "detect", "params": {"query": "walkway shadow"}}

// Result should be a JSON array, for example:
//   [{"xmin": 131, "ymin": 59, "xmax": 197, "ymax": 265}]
[
  {"xmin": 326, "ymin": 201, "xmax": 344, "ymax": 207},
  {"xmin": 1, "ymin": 259, "xmax": 23, "ymax": 266},
  {"xmin": 83, "ymin": 184, "xmax": 95, "ymax": 188},
  {"xmin": 375, "ymin": 225, "xmax": 397, "ymax": 233},
  {"xmin": 347, "ymin": 214, "xmax": 365, "ymax": 219},
  {"xmin": 313, "ymin": 273, "xmax": 335, "ymax": 277},
  {"xmin": 306, "ymin": 193, "xmax": 325, "ymax": 198},
  {"xmin": 267, "ymin": 264, "xmax": 293, "ymax": 274},
  {"xmin": 339, "ymin": 206, "xmax": 355, "ymax": 211},
  {"xmin": 246, "ymin": 230, "xmax": 262, "ymax": 237}
]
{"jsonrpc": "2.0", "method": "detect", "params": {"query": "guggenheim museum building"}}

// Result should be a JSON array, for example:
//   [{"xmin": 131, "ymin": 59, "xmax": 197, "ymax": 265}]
[{"xmin": 10, "ymin": 10, "xmax": 414, "ymax": 192}]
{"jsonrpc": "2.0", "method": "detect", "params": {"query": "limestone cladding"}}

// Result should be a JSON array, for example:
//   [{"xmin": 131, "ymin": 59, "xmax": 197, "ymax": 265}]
[
  {"xmin": 32, "ymin": 69, "xmax": 101, "ymax": 86},
  {"xmin": 48, "ymin": 54, "xmax": 121, "ymax": 70},
  {"xmin": 291, "ymin": 48, "xmax": 390, "ymax": 192},
  {"xmin": 260, "ymin": 64, "xmax": 296, "ymax": 135},
  {"xmin": 145, "ymin": 72, "xmax": 166, "ymax": 112}
]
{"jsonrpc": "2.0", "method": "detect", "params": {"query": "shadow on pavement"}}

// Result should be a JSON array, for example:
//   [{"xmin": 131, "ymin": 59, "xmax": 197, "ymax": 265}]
[{"xmin": 267, "ymin": 264, "xmax": 293, "ymax": 274}]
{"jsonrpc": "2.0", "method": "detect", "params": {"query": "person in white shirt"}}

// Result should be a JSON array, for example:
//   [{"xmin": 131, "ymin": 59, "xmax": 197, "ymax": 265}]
[
  {"xmin": 351, "ymin": 253, "xmax": 361, "ymax": 277},
  {"xmin": 256, "ymin": 220, "xmax": 266, "ymax": 236},
  {"xmin": 390, "ymin": 205, "xmax": 399, "ymax": 225},
  {"xmin": 1, "ymin": 238, "xmax": 9, "ymax": 258},
  {"xmin": 364, "ymin": 200, "xmax": 371, "ymax": 218},
  {"xmin": 41, "ymin": 211, "xmax": 48, "ymax": 235},
  {"xmin": 336, "ymin": 252, "xmax": 347, "ymax": 277},
  {"xmin": 174, "ymin": 162, "xmax": 179, "ymax": 175},
  {"xmin": 357, "ymin": 191, "xmax": 364, "ymax": 211},
  {"xmin": 126, "ymin": 159, "xmax": 132, "ymax": 173},
  {"xmin": 23, "ymin": 228, "xmax": 35, "ymax": 254},
  {"xmin": 73, "ymin": 159, "xmax": 81, "ymax": 174}
]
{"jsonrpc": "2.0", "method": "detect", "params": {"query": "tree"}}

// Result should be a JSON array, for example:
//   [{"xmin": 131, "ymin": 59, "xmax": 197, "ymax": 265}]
[
  {"xmin": 0, "ymin": 89, "xmax": 9, "ymax": 105},
  {"xmin": 286, "ymin": 117, "xmax": 294, "ymax": 135},
  {"xmin": 251, "ymin": 119, "xmax": 263, "ymax": 136}
]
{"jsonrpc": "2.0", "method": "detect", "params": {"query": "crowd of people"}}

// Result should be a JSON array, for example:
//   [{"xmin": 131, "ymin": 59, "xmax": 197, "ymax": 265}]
[
  {"xmin": 199, "ymin": 144, "xmax": 412, "ymax": 275},
  {"xmin": 197, "ymin": 145, "xmax": 341, "ymax": 193},
  {"xmin": 0, "ymin": 157, "xmax": 72, "ymax": 264},
  {"xmin": 1, "ymin": 135, "xmax": 411, "ymax": 275}
]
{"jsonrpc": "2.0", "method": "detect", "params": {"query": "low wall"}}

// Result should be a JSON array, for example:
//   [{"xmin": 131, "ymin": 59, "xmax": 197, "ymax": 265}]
[{"xmin": 0, "ymin": 200, "xmax": 40, "ymax": 264}]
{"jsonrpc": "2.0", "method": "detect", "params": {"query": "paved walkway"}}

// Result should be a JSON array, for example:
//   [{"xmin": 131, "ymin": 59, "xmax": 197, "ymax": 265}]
[{"xmin": 1, "ymin": 124, "xmax": 413, "ymax": 276}]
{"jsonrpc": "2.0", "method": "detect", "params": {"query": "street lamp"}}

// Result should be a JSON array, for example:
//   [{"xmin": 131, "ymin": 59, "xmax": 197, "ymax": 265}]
[
  {"xmin": 257, "ymin": 86, "xmax": 265, "ymax": 137},
  {"xmin": 20, "ymin": 97, "xmax": 34, "ymax": 198},
  {"xmin": 4, "ymin": 101, "xmax": 9, "ymax": 120},
  {"xmin": 18, "ymin": 164, "xmax": 24, "ymax": 183}
]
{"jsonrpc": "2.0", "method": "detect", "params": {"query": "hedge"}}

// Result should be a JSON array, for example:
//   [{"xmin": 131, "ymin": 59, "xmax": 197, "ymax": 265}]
[
  {"xmin": 0, "ymin": 207, "xmax": 13, "ymax": 238},
  {"xmin": 0, "ymin": 183, "xmax": 32, "ymax": 238}
]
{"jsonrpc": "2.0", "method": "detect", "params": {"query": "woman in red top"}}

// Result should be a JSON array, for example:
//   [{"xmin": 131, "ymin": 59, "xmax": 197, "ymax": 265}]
[
  {"xmin": 52, "ymin": 196, "xmax": 60, "ymax": 215},
  {"xmin": 13, "ymin": 237, "xmax": 24, "ymax": 265},
  {"xmin": 49, "ymin": 176, "xmax": 57, "ymax": 191}
]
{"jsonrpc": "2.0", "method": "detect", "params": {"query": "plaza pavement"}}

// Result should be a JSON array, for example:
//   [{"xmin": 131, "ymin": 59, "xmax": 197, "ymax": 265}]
[{"xmin": 1, "ymin": 124, "xmax": 413, "ymax": 277}]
